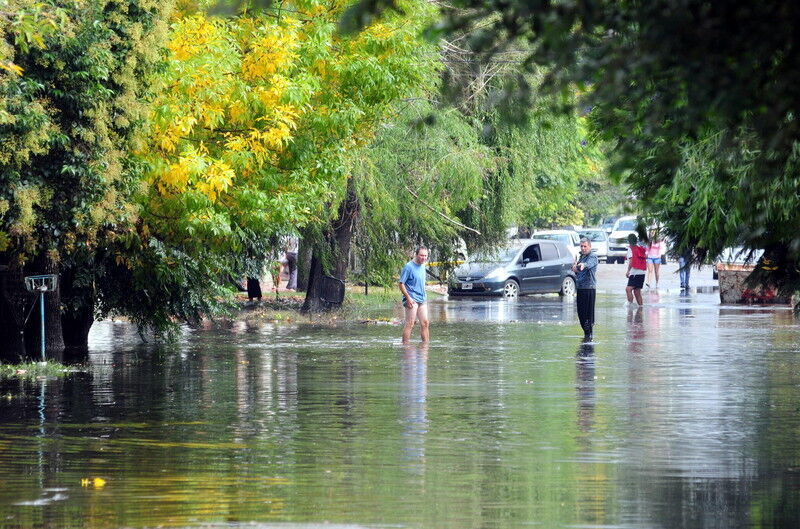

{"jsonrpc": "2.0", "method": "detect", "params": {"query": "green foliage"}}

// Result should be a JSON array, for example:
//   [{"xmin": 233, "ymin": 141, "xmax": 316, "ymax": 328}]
[
  {"xmin": 0, "ymin": 0, "xmax": 172, "ymax": 265},
  {"xmin": 0, "ymin": 360, "xmax": 77, "ymax": 379},
  {"xmin": 352, "ymin": 99, "xmax": 494, "ymax": 278},
  {"xmin": 417, "ymin": 0, "xmax": 800, "ymax": 297}
]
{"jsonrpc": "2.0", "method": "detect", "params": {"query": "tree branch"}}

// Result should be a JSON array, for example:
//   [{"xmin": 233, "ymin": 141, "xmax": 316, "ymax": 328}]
[{"xmin": 405, "ymin": 185, "xmax": 481, "ymax": 235}]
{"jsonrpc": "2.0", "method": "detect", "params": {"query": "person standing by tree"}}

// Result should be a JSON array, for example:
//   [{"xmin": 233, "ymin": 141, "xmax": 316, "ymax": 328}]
[
  {"xmin": 399, "ymin": 247, "xmax": 430, "ymax": 344},
  {"xmin": 572, "ymin": 238, "xmax": 598, "ymax": 341}
]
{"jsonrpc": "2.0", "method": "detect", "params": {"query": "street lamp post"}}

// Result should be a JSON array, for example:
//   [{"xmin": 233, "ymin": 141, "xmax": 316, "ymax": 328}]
[{"xmin": 24, "ymin": 274, "xmax": 59, "ymax": 362}]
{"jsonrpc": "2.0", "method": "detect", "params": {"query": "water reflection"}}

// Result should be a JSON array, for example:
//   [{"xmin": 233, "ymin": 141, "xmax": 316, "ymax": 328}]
[
  {"xmin": 1, "ymin": 294, "xmax": 800, "ymax": 528},
  {"xmin": 400, "ymin": 343, "xmax": 428, "ymax": 473},
  {"xmin": 431, "ymin": 296, "xmax": 575, "ymax": 323},
  {"xmin": 575, "ymin": 342, "xmax": 595, "ymax": 435}
]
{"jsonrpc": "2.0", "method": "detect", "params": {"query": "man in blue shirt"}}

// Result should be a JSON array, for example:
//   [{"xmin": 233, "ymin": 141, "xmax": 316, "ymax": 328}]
[
  {"xmin": 572, "ymin": 237, "xmax": 598, "ymax": 341},
  {"xmin": 399, "ymin": 246, "xmax": 429, "ymax": 343}
]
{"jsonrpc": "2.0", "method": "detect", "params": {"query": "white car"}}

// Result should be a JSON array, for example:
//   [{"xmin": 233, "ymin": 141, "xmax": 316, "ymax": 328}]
[
  {"xmin": 532, "ymin": 230, "xmax": 581, "ymax": 260},
  {"xmin": 579, "ymin": 228, "xmax": 609, "ymax": 262},
  {"xmin": 606, "ymin": 215, "xmax": 639, "ymax": 263}
]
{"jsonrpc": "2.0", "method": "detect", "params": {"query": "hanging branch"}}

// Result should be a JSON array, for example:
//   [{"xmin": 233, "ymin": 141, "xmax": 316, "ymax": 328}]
[{"xmin": 404, "ymin": 185, "xmax": 481, "ymax": 235}]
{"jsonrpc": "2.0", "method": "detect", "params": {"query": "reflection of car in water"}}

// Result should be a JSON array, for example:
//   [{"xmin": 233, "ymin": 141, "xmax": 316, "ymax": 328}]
[
  {"xmin": 579, "ymin": 228, "xmax": 609, "ymax": 262},
  {"xmin": 448, "ymin": 239, "xmax": 577, "ymax": 298}
]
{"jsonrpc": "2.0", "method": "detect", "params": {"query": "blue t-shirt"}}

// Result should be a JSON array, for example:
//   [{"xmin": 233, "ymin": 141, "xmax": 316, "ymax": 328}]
[{"xmin": 399, "ymin": 260, "xmax": 427, "ymax": 303}]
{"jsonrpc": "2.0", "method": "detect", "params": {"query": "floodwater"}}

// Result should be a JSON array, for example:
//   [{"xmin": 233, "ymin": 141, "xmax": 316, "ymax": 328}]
[{"xmin": 1, "ymin": 285, "xmax": 800, "ymax": 529}]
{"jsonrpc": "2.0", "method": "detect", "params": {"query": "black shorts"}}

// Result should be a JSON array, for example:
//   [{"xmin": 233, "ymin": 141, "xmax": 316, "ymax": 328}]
[{"xmin": 627, "ymin": 274, "xmax": 644, "ymax": 288}]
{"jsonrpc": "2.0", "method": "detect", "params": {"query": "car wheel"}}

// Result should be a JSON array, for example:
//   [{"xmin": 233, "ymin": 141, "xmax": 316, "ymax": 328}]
[
  {"xmin": 502, "ymin": 279, "xmax": 519, "ymax": 299},
  {"xmin": 560, "ymin": 276, "xmax": 576, "ymax": 296}
]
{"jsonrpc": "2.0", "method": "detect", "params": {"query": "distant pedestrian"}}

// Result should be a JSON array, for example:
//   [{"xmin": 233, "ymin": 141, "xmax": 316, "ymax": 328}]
[
  {"xmin": 678, "ymin": 247, "xmax": 691, "ymax": 290},
  {"xmin": 280, "ymin": 243, "xmax": 298, "ymax": 291},
  {"xmin": 646, "ymin": 232, "xmax": 663, "ymax": 288},
  {"xmin": 399, "ymin": 246, "xmax": 430, "ymax": 344},
  {"xmin": 625, "ymin": 233, "xmax": 646, "ymax": 306},
  {"xmin": 247, "ymin": 277, "xmax": 262, "ymax": 301},
  {"xmin": 572, "ymin": 237, "xmax": 598, "ymax": 341}
]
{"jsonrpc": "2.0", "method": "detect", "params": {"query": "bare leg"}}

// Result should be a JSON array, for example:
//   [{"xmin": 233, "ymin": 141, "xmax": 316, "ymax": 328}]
[
  {"xmin": 646, "ymin": 261, "xmax": 654, "ymax": 286},
  {"xmin": 654, "ymin": 262, "xmax": 661, "ymax": 285},
  {"xmin": 417, "ymin": 303, "xmax": 430, "ymax": 343},
  {"xmin": 634, "ymin": 288, "xmax": 643, "ymax": 305},
  {"xmin": 626, "ymin": 286, "xmax": 634, "ymax": 302},
  {"xmin": 402, "ymin": 304, "xmax": 419, "ymax": 344}
]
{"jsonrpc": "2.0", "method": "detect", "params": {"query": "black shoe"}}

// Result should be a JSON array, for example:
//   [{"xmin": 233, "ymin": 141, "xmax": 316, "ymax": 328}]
[{"xmin": 583, "ymin": 333, "xmax": 593, "ymax": 342}]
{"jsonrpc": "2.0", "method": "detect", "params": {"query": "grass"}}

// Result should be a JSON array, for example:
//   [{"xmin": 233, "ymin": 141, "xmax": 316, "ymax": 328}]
[
  {"xmin": 0, "ymin": 361, "xmax": 79, "ymax": 380},
  {"xmin": 231, "ymin": 285, "xmax": 446, "ymax": 324}
]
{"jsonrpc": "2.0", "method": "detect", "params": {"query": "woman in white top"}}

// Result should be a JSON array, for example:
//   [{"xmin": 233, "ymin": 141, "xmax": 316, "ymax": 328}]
[{"xmin": 646, "ymin": 233, "xmax": 663, "ymax": 288}]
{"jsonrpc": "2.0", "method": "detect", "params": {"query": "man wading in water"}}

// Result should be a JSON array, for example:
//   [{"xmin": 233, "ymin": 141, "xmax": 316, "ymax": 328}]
[
  {"xmin": 572, "ymin": 237, "xmax": 598, "ymax": 342},
  {"xmin": 399, "ymin": 246, "xmax": 430, "ymax": 344}
]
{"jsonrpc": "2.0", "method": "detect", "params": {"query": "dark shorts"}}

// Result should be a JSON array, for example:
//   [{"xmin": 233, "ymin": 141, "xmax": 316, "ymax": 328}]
[{"xmin": 627, "ymin": 274, "xmax": 644, "ymax": 288}]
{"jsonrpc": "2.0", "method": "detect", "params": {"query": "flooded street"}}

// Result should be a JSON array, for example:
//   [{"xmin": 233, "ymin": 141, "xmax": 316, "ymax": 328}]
[{"xmin": 1, "ymin": 266, "xmax": 799, "ymax": 528}]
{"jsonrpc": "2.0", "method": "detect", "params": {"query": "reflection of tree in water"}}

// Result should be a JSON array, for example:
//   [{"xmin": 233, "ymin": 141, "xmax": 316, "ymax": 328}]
[{"xmin": 617, "ymin": 303, "xmax": 800, "ymax": 527}]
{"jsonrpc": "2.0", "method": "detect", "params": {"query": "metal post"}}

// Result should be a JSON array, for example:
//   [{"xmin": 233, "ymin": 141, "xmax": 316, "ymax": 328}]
[{"xmin": 39, "ymin": 289, "xmax": 45, "ymax": 361}]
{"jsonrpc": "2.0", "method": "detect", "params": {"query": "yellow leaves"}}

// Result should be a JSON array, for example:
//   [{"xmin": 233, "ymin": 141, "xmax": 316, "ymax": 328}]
[
  {"xmin": 167, "ymin": 15, "xmax": 221, "ymax": 62},
  {"xmin": 362, "ymin": 22, "xmax": 395, "ymax": 41},
  {"xmin": 241, "ymin": 27, "xmax": 299, "ymax": 81},
  {"xmin": 228, "ymin": 99, "xmax": 247, "ymax": 124},
  {"xmin": 255, "ymin": 75, "xmax": 289, "ymax": 108},
  {"xmin": 160, "ymin": 115, "xmax": 197, "ymax": 153},
  {"xmin": 81, "ymin": 477, "xmax": 106, "ymax": 488},
  {"xmin": 0, "ymin": 61, "xmax": 24, "ymax": 76},
  {"xmin": 195, "ymin": 161, "xmax": 234, "ymax": 201},
  {"xmin": 153, "ymin": 149, "xmax": 235, "ymax": 203},
  {"xmin": 160, "ymin": 162, "xmax": 190, "ymax": 192}
]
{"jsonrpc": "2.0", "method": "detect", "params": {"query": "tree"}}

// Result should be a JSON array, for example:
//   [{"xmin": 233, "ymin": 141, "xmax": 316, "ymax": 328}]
[
  {"xmin": 0, "ymin": 0, "xmax": 172, "ymax": 358},
  {"xmin": 349, "ymin": 0, "xmax": 800, "ymax": 300},
  {"xmin": 322, "ymin": 58, "xmax": 600, "ymax": 296},
  {"xmin": 120, "ymin": 0, "xmax": 440, "ymax": 315}
]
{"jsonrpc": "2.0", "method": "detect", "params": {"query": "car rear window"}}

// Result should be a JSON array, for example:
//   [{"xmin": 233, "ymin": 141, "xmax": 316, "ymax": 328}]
[
  {"xmin": 536, "ymin": 233, "xmax": 570, "ymax": 244},
  {"xmin": 581, "ymin": 231, "xmax": 606, "ymax": 242},
  {"xmin": 615, "ymin": 219, "xmax": 637, "ymax": 231},
  {"xmin": 541, "ymin": 243, "xmax": 559, "ymax": 261}
]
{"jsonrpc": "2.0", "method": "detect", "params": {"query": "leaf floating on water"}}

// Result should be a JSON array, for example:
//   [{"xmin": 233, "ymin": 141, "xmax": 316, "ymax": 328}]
[{"xmin": 81, "ymin": 477, "xmax": 107, "ymax": 488}]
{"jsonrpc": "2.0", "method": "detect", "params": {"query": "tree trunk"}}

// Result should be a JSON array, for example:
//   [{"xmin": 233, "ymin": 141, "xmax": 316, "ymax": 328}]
[
  {"xmin": 61, "ymin": 306, "xmax": 94, "ymax": 353},
  {"xmin": 0, "ymin": 267, "xmax": 30, "ymax": 361},
  {"xmin": 301, "ymin": 249, "xmax": 327, "ymax": 313},
  {"xmin": 332, "ymin": 177, "xmax": 360, "ymax": 281},
  {"xmin": 59, "ymin": 263, "xmax": 96, "ymax": 351},
  {"xmin": 297, "ymin": 234, "xmax": 312, "ymax": 292},
  {"xmin": 301, "ymin": 178, "xmax": 360, "ymax": 313}
]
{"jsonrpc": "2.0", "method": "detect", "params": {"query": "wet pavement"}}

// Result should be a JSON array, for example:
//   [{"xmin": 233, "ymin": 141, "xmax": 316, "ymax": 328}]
[{"xmin": 1, "ymin": 269, "xmax": 799, "ymax": 529}]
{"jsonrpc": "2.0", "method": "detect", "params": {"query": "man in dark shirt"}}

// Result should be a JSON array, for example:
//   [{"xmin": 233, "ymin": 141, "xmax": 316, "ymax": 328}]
[{"xmin": 572, "ymin": 237, "xmax": 599, "ymax": 341}]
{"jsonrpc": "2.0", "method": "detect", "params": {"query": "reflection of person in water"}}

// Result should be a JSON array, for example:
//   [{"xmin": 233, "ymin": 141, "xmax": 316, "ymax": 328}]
[
  {"xmin": 401, "ymin": 343, "xmax": 428, "ymax": 472},
  {"xmin": 572, "ymin": 237, "xmax": 598, "ymax": 341},
  {"xmin": 575, "ymin": 342, "xmax": 596, "ymax": 434}
]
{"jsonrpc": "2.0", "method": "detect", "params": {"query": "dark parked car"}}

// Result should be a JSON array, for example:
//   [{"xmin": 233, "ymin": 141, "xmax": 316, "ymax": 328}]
[{"xmin": 448, "ymin": 239, "xmax": 577, "ymax": 298}]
